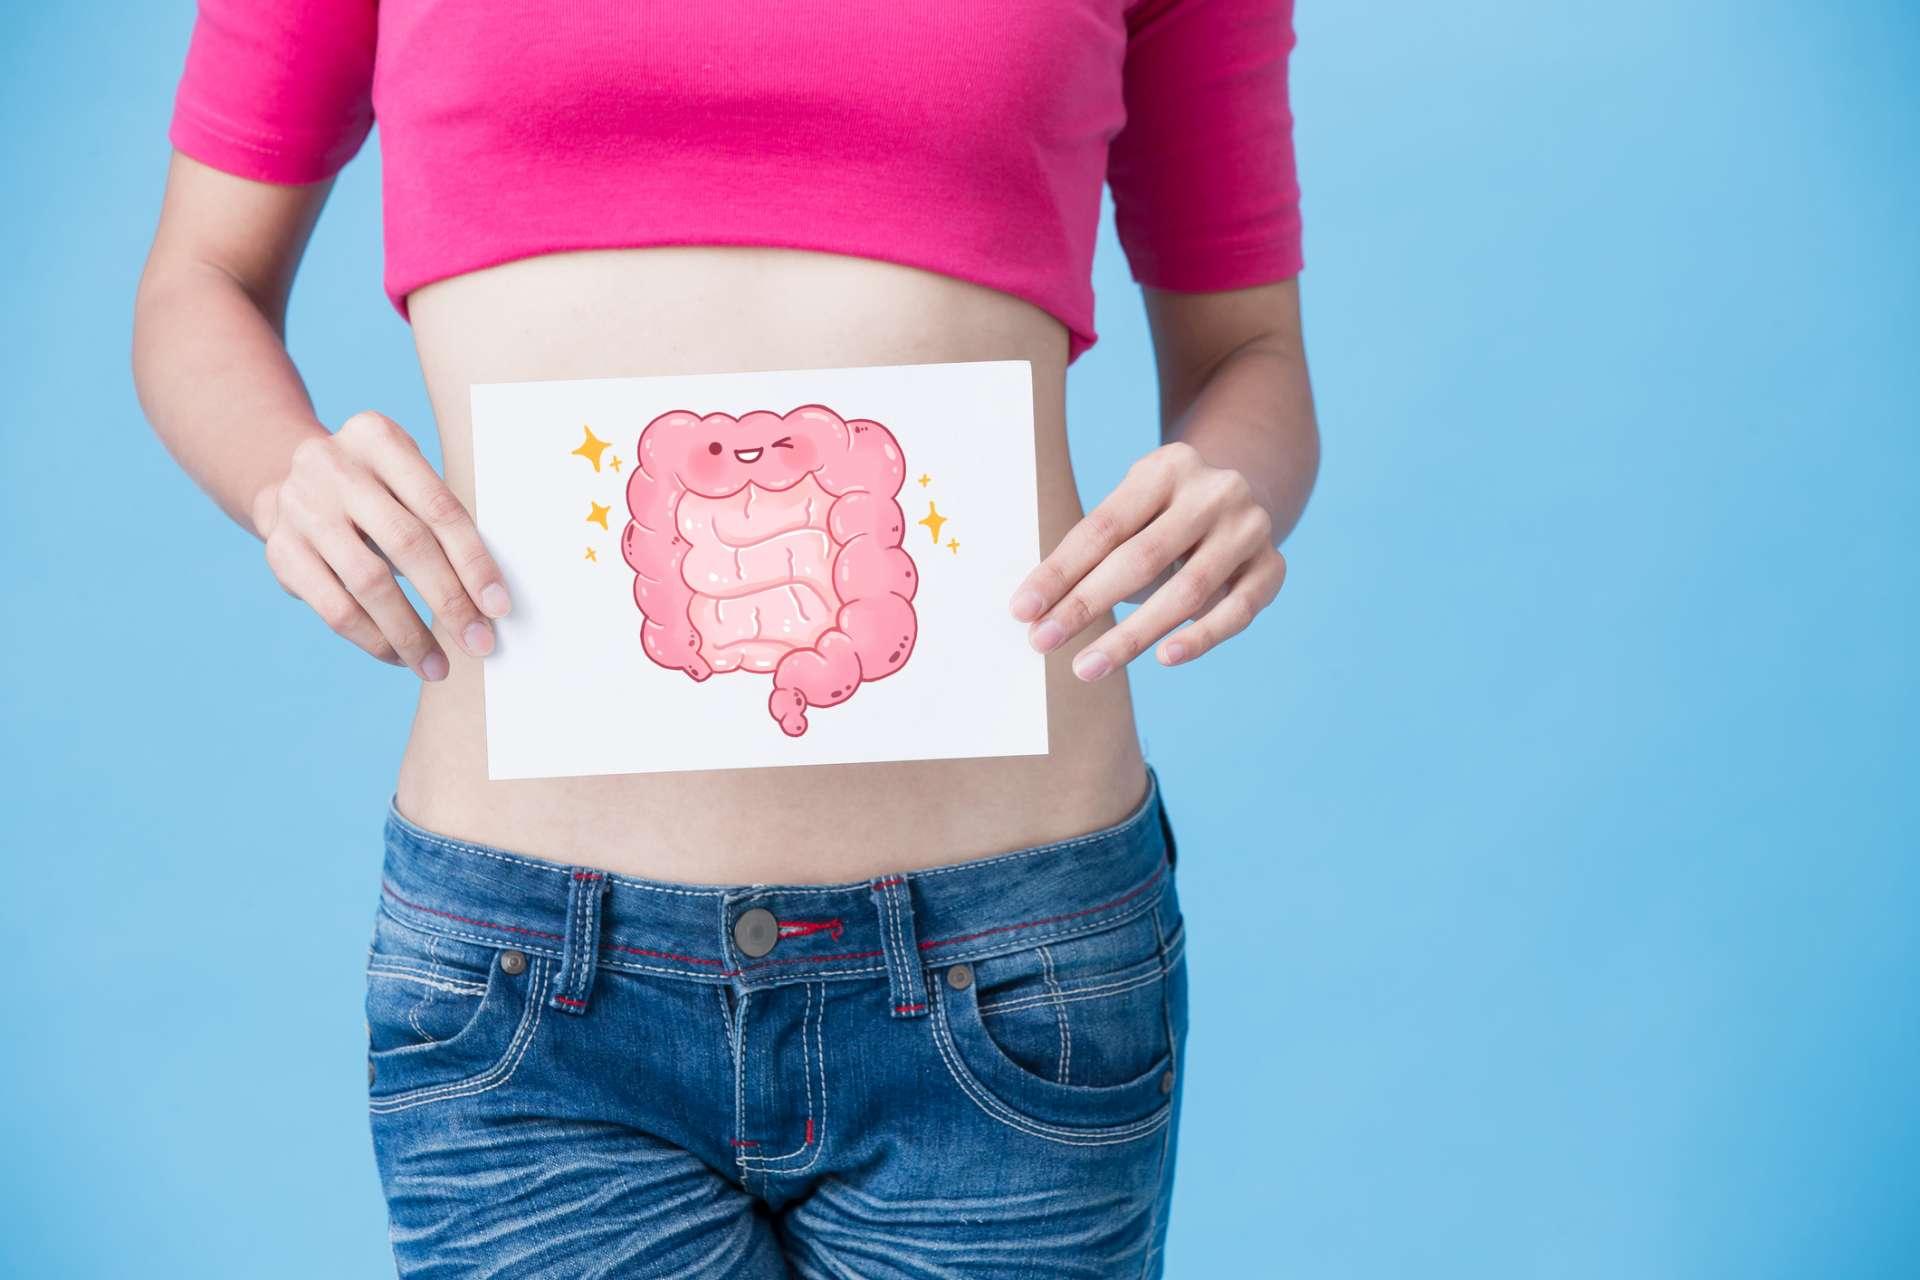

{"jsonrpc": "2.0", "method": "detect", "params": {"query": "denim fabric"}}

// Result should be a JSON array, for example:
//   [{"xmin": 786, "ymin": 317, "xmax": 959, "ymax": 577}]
[{"xmin": 365, "ymin": 770, "xmax": 1187, "ymax": 1279}]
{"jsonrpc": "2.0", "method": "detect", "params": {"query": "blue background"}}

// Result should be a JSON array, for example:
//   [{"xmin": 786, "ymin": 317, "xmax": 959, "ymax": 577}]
[{"xmin": 2, "ymin": 2, "xmax": 1914, "ymax": 1275}]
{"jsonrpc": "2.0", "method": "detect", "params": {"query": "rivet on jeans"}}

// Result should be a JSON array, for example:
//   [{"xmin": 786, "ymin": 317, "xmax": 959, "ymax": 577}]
[
  {"xmin": 499, "ymin": 949, "xmax": 527, "ymax": 975},
  {"xmin": 946, "ymin": 963, "xmax": 973, "ymax": 990}
]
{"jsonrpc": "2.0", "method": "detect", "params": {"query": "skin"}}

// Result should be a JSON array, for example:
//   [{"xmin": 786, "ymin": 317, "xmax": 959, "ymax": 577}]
[{"xmin": 133, "ymin": 152, "xmax": 1318, "ymax": 883}]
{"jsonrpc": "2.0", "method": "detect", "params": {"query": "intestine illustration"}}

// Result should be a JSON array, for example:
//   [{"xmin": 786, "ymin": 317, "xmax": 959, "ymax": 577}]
[{"xmin": 620, "ymin": 405, "xmax": 919, "ymax": 737}]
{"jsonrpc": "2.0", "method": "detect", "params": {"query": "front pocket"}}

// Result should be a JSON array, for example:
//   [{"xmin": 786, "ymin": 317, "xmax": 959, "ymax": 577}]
[
  {"xmin": 364, "ymin": 906, "xmax": 548, "ymax": 1113},
  {"xmin": 968, "ymin": 910, "xmax": 1181, "ymax": 1088},
  {"xmin": 365, "ymin": 912, "xmax": 496, "ymax": 1053},
  {"xmin": 927, "ymin": 913, "xmax": 1186, "ymax": 1145}
]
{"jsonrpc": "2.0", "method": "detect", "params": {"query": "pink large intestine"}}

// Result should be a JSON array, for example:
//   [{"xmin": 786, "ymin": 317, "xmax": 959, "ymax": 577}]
[{"xmin": 619, "ymin": 405, "xmax": 919, "ymax": 737}]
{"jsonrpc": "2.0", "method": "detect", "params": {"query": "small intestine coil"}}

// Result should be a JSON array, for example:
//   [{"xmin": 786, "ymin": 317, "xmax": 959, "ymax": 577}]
[{"xmin": 620, "ymin": 405, "xmax": 919, "ymax": 737}]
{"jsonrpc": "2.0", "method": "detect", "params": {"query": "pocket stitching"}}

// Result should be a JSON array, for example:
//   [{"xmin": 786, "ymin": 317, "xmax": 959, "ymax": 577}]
[
  {"xmin": 977, "ymin": 932, "xmax": 1186, "ymax": 1018},
  {"xmin": 406, "ymin": 932, "xmax": 443, "ymax": 1042},
  {"xmin": 928, "ymin": 979, "xmax": 1172, "ymax": 1147},
  {"xmin": 1036, "ymin": 944, "xmax": 1069, "ymax": 1084},
  {"xmin": 369, "ymin": 958, "xmax": 548, "ymax": 1115},
  {"xmin": 366, "ymin": 964, "xmax": 489, "ymax": 998},
  {"xmin": 375, "ymin": 903, "xmax": 510, "ymax": 977},
  {"xmin": 979, "ymin": 962, "xmax": 1163, "ymax": 1019}
]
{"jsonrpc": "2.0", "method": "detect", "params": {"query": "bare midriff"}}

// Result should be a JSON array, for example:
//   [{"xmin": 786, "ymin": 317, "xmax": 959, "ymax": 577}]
[{"xmin": 396, "ymin": 246, "xmax": 1148, "ymax": 885}]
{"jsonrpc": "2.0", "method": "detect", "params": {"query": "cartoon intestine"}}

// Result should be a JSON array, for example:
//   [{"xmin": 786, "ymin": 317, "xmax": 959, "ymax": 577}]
[{"xmin": 620, "ymin": 405, "xmax": 918, "ymax": 737}]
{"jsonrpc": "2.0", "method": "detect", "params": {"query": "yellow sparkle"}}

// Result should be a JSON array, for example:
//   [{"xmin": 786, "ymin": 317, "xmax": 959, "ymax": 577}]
[
  {"xmin": 610, "ymin": 455, "xmax": 625, "ymax": 472},
  {"xmin": 917, "ymin": 501, "xmax": 948, "ymax": 545},
  {"xmin": 587, "ymin": 500, "xmax": 611, "ymax": 530},
  {"xmin": 584, "ymin": 546, "xmax": 598, "ymax": 562},
  {"xmin": 572, "ymin": 425, "xmax": 612, "ymax": 472},
  {"xmin": 917, "ymin": 473, "xmax": 932, "ymax": 487},
  {"xmin": 947, "ymin": 537, "xmax": 960, "ymax": 555}
]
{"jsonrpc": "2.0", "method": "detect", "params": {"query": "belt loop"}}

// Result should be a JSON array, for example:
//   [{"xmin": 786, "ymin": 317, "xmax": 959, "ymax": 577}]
[
  {"xmin": 551, "ymin": 870, "xmax": 609, "ymax": 1015},
  {"xmin": 869, "ymin": 874, "xmax": 928, "ymax": 1018}
]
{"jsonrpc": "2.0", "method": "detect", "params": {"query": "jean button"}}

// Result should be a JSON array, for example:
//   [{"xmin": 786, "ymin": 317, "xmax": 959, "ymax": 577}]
[
  {"xmin": 734, "ymin": 907, "xmax": 779, "ymax": 958},
  {"xmin": 499, "ymin": 949, "xmax": 527, "ymax": 975}
]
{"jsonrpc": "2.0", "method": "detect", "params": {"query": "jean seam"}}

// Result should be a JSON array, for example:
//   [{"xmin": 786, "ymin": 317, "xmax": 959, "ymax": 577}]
[
  {"xmin": 915, "ymin": 865, "xmax": 1167, "ymax": 954},
  {"xmin": 1037, "ymin": 944, "xmax": 1071, "ymax": 1085},
  {"xmin": 1140, "ymin": 905, "xmax": 1181, "ymax": 1279},
  {"xmin": 732, "ymin": 989, "xmax": 752, "ymax": 1183},
  {"xmin": 740, "ymin": 982, "xmax": 814, "ymax": 1165},
  {"xmin": 916, "ymin": 885, "xmax": 1168, "ymax": 976},
  {"xmin": 405, "ymin": 933, "xmax": 442, "ymax": 1043},
  {"xmin": 742, "ymin": 981, "xmax": 829, "ymax": 1175}
]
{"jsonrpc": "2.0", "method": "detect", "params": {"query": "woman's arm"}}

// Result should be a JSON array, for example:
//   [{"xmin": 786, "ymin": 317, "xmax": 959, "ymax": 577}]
[
  {"xmin": 132, "ymin": 152, "xmax": 509, "ymax": 680},
  {"xmin": 133, "ymin": 154, "xmax": 333, "ymax": 532},
  {"xmin": 1143, "ymin": 278, "xmax": 1318, "ymax": 544},
  {"xmin": 1008, "ymin": 278, "xmax": 1318, "ymax": 675}
]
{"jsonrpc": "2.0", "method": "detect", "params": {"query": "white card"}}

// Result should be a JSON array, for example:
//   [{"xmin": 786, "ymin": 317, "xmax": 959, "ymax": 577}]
[{"xmin": 471, "ymin": 359, "xmax": 1049, "ymax": 778}]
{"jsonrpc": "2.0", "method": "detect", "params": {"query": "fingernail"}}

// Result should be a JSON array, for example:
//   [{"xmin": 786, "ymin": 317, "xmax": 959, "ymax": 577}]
[
  {"xmin": 421, "ymin": 651, "xmax": 450, "ymax": 681},
  {"xmin": 1010, "ymin": 589, "xmax": 1045, "ymax": 622},
  {"xmin": 1162, "ymin": 640, "xmax": 1187, "ymax": 665},
  {"xmin": 463, "ymin": 620, "xmax": 494, "ymax": 657},
  {"xmin": 1072, "ymin": 650, "xmax": 1112, "ymax": 682},
  {"xmin": 1030, "ymin": 620, "xmax": 1066, "ymax": 653},
  {"xmin": 480, "ymin": 584, "xmax": 511, "ymax": 617}
]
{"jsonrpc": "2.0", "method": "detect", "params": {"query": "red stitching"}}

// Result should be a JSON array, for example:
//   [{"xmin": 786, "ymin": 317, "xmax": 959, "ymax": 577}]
[
  {"xmin": 729, "ymin": 1139, "xmax": 760, "ymax": 1148},
  {"xmin": 382, "ymin": 882, "xmax": 566, "ymax": 941},
  {"xmin": 572, "ymin": 871, "xmax": 602, "ymax": 881},
  {"xmin": 603, "ymin": 941, "xmax": 727, "ymax": 968},
  {"xmin": 804, "ymin": 1117, "xmax": 814, "ymax": 1144},
  {"xmin": 553, "ymin": 995, "xmax": 587, "ymax": 1009},
  {"xmin": 917, "ymin": 866, "xmax": 1166, "ymax": 951},
  {"xmin": 893, "ymin": 1002, "xmax": 926, "ymax": 1013},
  {"xmin": 777, "ymin": 918, "xmax": 845, "ymax": 941},
  {"xmin": 871, "ymin": 875, "xmax": 905, "ymax": 889}
]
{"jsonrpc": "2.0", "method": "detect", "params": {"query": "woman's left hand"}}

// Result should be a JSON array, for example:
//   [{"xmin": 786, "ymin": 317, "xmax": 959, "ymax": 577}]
[{"xmin": 1008, "ymin": 441, "xmax": 1288, "ymax": 680}]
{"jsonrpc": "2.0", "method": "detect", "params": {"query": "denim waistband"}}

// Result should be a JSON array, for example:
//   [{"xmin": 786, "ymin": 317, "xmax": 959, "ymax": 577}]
[{"xmin": 378, "ymin": 767, "xmax": 1175, "ymax": 1018}]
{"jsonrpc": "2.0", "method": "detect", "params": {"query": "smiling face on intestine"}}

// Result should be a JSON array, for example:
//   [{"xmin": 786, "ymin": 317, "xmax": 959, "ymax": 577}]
[
  {"xmin": 620, "ymin": 405, "xmax": 919, "ymax": 737},
  {"xmin": 664, "ymin": 410, "xmax": 834, "ymax": 498}
]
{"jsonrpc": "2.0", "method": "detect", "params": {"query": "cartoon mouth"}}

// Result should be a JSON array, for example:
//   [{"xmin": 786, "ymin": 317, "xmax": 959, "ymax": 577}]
[{"xmin": 733, "ymin": 448, "xmax": 764, "ymax": 463}]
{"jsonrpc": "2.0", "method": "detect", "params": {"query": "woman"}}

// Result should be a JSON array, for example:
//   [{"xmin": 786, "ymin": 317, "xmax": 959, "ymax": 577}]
[{"xmin": 134, "ymin": 0, "xmax": 1317, "ymax": 1274}]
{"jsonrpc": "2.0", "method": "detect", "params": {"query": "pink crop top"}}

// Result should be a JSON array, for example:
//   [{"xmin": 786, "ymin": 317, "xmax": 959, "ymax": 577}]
[{"xmin": 167, "ymin": 0, "xmax": 1303, "ymax": 360}]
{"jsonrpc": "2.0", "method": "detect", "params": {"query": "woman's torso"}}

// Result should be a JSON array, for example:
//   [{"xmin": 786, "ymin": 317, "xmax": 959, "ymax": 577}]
[{"xmin": 397, "ymin": 246, "xmax": 1147, "ymax": 884}]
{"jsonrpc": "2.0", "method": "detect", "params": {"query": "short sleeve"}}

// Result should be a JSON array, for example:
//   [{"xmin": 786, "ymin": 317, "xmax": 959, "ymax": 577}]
[
  {"xmin": 167, "ymin": 0, "xmax": 377, "ymax": 186},
  {"xmin": 1106, "ymin": 0, "xmax": 1304, "ymax": 292}
]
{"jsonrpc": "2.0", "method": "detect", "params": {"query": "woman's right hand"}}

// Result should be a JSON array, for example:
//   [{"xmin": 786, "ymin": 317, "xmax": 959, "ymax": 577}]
[{"xmin": 254, "ymin": 410, "xmax": 511, "ymax": 680}]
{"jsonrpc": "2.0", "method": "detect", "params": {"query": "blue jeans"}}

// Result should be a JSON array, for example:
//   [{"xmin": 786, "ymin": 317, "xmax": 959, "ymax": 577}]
[{"xmin": 366, "ymin": 770, "xmax": 1188, "ymax": 1278}]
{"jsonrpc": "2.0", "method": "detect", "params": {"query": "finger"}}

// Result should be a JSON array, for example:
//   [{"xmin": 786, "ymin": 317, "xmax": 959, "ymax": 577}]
[
  {"xmin": 369, "ymin": 439, "xmax": 512, "ymax": 621},
  {"xmin": 265, "ymin": 536, "xmax": 403, "ymax": 665},
  {"xmin": 316, "ymin": 528, "xmax": 448, "ymax": 680},
  {"xmin": 1157, "ymin": 550, "xmax": 1288, "ymax": 667},
  {"xmin": 1008, "ymin": 465, "xmax": 1173, "ymax": 624},
  {"xmin": 342, "ymin": 481, "xmax": 494, "ymax": 660},
  {"xmin": 1029, "ymin": 511, "xmax": 1208, "ymax": 656},
  {"xmin": 1067, "ymin": 542, "xmax": 1244, "ymax": 681}
]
